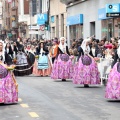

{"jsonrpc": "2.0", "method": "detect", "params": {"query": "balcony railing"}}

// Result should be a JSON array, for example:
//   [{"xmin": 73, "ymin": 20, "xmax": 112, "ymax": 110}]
[
  {"xmin": 60, "ymin": 0, "xmax": 87, "ymax": 5},
  {"xmin": 60, "ymin": 0, "xmax": 77, "ymax": 4},
  {"xmin": 11, "ymin": 6, "xmax": 18, "ymax": 11}
]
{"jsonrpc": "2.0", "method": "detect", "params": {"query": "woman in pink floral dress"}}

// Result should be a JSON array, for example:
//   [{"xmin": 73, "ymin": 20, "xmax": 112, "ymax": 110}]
[
  {"xmin": 0, "ymin": 40, "xmax": 18, "ymax": 104},
  {"xmin": 105, "ymin": 40, "xmax": 120, "ymax": 100},
  {"xmin": 51, "ymin": 37, "xmax": 73, "ymax": 81},
  {"xmin": 72, "ymin": 38, "xmax": 100, "ymax": 87}
]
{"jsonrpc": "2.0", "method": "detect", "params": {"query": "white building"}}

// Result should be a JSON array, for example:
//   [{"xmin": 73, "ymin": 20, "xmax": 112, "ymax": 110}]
[
  {"xmin": 27, "ymin": 0, "xmax": 50, "ymax": 40},
  {"xmin": 61, "ymin": 0, "xmax": 120, "ymax": 47},
  {"xmin": 18, "ymin": 0, "xmax": 30, "ymax": 38}
]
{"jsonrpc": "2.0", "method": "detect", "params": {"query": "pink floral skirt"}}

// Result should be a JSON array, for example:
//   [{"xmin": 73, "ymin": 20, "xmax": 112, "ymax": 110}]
[
  {"xmin": 105, "ymin": 63, "xmax": 120, "ymax": 99},
  {"xmin": 51, "ymin": 54, "xmax": 73, "ymax": 80},
  {"xmin": 0, "ymin": 72, "xmax": 18, "ymax": 104},
  {"xmin": 72, "ymin": 55, "xmax": 100, "ymax": 85}
]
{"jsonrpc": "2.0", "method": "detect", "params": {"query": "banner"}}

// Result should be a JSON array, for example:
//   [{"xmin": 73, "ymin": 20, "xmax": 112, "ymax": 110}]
[{"xmin": 7, "ymin": 0, "xmax": 12, "ymax": 3}]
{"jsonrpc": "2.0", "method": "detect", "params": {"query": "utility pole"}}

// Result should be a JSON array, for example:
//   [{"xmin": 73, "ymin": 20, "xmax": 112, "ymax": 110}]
[
  {"xmin": 29, "ymin": 0, "xmax": 32, "ymax": 40},
  {"xmin": 37, "ymin": 0, "xmax": 40, "ymax": 40}
]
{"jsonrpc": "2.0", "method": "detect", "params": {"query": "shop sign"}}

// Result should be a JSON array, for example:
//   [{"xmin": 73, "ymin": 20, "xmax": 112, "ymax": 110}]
[
  {"xmin": 106, "ymin": 4, "xmax": 120, "ymax": 17},
  {"xmin": 106, "ymin": 4, "xmax": 120, "ymax": 13},
  {"xmin": 67, "ymin": 14, "xmax": 83, "ymax": 26},
  {"xmin": 29, "ymin": 31, "xmax": 39, "ymax": 35},
  {"xmin": 106, "ymin": 13, "xmax": 120, "ymax": 17},
  {"xmin": 40, "ymin": 25, "xmax": 45, "ymax": 31},
  {"xmin": 98, "ymin": 8, "xmax": 111, "ymax": 20},
  {"xmin": 29, "ymin": 25, "xmax": 39, "ymax": 30},
  {"xmin": 37, "ymin": 14, "xmax": 48, "ymax": 25},
  {"xmin": 98, "ymin": 8, "xmax": 107, "ymax": 20}
]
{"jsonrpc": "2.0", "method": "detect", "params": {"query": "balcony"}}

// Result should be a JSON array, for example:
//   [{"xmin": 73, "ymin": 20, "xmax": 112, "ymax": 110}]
[
  {"xmin": 11, "ymin": 6, "xmax": 18, "ymax": 11},
  {"xmin": 11, "ymin": 10, "xmax": 17, "ymax": 16},
  {"xmin": 18, "ymin": 15, "xmax": 30, "ymax": 23},
  {"xmin": 60, "ymin": 0, "xmax": 87, "ymax": 5}
]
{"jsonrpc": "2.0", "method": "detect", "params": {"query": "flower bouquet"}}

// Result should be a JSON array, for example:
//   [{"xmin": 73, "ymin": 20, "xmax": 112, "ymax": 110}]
[
  {"xmin": 94, "ymin": 57, "xmax": 100, "ymax": 63},
  {"xmin": 13, "ymin": 58, "xmax": 17, "ymax": 64},
  {"xmin": 69, "ymin": 55, "xmax": 74, "ymax": 60},
  {"xmin": 35, "ymin": 55, "xmax": 39, "ymax": 58},
  {"xmin": 7, "ymin": 65, "xmax": 16, "ymax": 71}
]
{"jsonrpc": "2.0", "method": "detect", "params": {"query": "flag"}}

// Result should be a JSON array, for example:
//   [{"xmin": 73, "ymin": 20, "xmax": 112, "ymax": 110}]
[{"xmin": 7, "ymin": 0, "xmax": 12, "ymax": 3}]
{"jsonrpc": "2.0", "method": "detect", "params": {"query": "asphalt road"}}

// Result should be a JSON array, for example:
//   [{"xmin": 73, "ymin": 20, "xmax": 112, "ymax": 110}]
[{"xmin": 0, "ymin": 76, "xmax": 120, "ymax": 120}]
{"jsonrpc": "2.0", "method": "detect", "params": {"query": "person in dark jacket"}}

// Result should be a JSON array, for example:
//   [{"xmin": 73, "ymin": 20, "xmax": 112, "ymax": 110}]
[
  {"xmin": 77, "ymin": 41, "xmax": 84, "ymax": 61},
  {"xmin": 33, "ymin": 40, "xmax": 51, "ymax": 76},
  {"xmin": 36, "ymin": 41, "xmax": 49, "ymax": 55},
  {"xmin": 5, "ymin": 42, "xmax": 13, "ymax": 60}
]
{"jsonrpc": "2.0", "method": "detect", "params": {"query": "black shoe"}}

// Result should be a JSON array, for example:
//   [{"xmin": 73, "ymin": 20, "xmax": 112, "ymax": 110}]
[
  {"xmin": 84, "ymin": 84, "xmax": 89, "ymax": 88},
  {"xmin": 62, "ymin": 79, "xmax": 66, "ymax": 81}
]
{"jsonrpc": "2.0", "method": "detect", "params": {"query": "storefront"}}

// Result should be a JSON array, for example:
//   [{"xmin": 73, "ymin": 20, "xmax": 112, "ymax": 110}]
[
  {"xmin": 98, "ymin": 3, "xmax": 120, "ymax": 40},
  {"xmin": 67, "ymin": 14, "xmax": 83, "ymax": 45}
]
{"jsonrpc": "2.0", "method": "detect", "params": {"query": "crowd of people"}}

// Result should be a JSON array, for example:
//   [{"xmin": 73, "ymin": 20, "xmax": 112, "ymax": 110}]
[{"xmin": 0, "ymin": 36, "xmax": 120, "ymax": 104}]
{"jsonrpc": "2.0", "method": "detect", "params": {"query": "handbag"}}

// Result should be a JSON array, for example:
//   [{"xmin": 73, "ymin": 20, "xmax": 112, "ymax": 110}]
[{"xmin": 60, "ymin": 54, "xmax": 69, "ymax": 62}]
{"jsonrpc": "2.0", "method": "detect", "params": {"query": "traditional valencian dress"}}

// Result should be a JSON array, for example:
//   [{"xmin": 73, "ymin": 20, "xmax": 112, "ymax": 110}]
[
  {"xmin": 105, "ymin": 41, "xmax": 120, "ymax": 100},
  {"xmin": 97, "ymin": 44, "xmax": 113, "ymax": 81},
  {"xmin": 33, "ymin": 42, "xmax": 51, "ymax": 76},
  {"xmin": 14, "ymin": 45, "xmax": 34, "ymax": 76},
  {"xmin": 51, "ymin": 37, "xmax": 73, "ymax": 81},
  {"xmin": 0, "ymin": 41, "xmax": 18, "ymax": 104},
  {"xmin": 72, "ymin": 38, "xmax": 100, "ymax": 86}
]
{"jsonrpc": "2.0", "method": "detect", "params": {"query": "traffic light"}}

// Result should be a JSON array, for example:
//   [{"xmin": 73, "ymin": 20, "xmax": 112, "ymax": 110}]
[{"xmin": 45, "ymin": 21, "xmax": 49, "ymax": 30}]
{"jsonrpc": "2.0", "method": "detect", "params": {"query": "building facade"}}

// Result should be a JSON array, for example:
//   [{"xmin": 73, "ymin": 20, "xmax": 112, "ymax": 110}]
[
  {"xmin": 61, "ymin": 0, "xmax": 120, "ymax": 46},
  {"xmin": 50, "ymin": 0, "xmax": 67, "ymax": 39},
  {"xmin": 18, "ymin": 0, "xmax": 30, "ymax": 38},
  {"xmin": 26, "ymin": 0, "xmax": 49, "ymax": 39},
  {"xmin": 1, "ymin": 0, "xmax": 19, "ymax": 40}
]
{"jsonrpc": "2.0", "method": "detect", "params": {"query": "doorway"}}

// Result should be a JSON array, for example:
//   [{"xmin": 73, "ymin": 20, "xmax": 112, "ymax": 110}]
[
  {"xmin": 108, "ymin": 23, "xmax": 113, "ymax": 40},
  {"xmin": 118, "ymin": 24, "xmax": 120, "ymax": 37},
  {"xmin": 90, "ymin": 22, "xmax": 95, "ymax": 37}
]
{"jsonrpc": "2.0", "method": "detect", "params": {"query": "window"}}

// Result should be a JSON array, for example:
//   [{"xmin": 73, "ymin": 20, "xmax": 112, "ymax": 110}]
[
  {"xmin": 56, "ymin": 15, "xmax": 59, "ymax": 37},
  {"xmin": 51, "ymin": 16, "xmax": 54, "ymax": 23},
  {"xmin": 32, "ymin": 0, "xmax": 37, "ymax": 16},
  {"xmin": 12, "ymin": 0, "xmax": 15, "ymax": 7},
  {"xmin": 24, "ymin": 0, "xmax": 29, "ymax": 14},
  {"xmin": 61, "ymin": 14, "xmax": 64, "ymax": 37},
  {"xmin": 118, "ymin": 24, "xmax": 120, "ymax": 37},
  {"xmin": 5, "ymin": 1, "xmax": 7, "ymax": 10},
  {"xmin": 40, "ymin": 0, "xmax": 42, "ymax": 13}
]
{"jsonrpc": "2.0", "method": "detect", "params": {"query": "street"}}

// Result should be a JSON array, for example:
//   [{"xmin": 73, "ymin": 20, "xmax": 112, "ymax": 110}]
[{"xmin": 0, "ymin": 76, "xmax": 120, "ymax": 120}]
